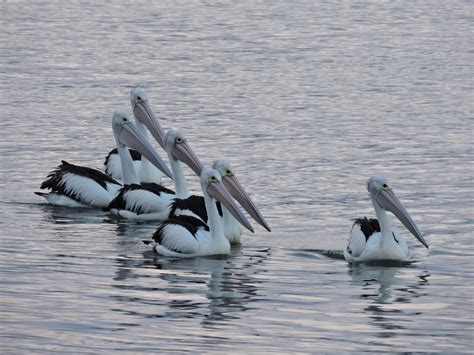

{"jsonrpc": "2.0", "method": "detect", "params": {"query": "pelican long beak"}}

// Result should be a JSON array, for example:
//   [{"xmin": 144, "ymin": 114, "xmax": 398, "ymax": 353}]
[
  {"xmin": 171, "ymin": 142, "xmax": 205, "ymax": 177},
  {"xmin": 208, "ymin": 180, "xmax": 254, "ymax": 233},
  {"xmin": 133, "ymin": 100, "xmax": 166, "ymax": 150},
  {"xmin": 377, "ymin": 189, "xmax": 428, "ymax": 248},
  {"xmin": 222, "ymin": 175, "xmax": 271, "ymax": 232},
  {"xmin": 118, "ymin": 124, "xmax": 173, "ymax": 179}
]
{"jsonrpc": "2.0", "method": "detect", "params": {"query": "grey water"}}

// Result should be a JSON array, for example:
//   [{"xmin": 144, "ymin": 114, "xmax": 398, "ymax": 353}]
[{"xmin": 1, "ymin": 1, "xmax": 473, "ymax": 353}]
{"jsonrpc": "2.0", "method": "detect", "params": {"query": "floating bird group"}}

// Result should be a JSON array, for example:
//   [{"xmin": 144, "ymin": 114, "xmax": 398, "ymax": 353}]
[
  {"xmin": 35, "ymin": 111, "xmax": 171, "ymax": 208},
  {"xmin": 37, "ymin": 87, "xmax": 270, "ymax": 258},
  {"xmin": 36, "ymin": 87, "xmax": 429, "ymax": 263}
]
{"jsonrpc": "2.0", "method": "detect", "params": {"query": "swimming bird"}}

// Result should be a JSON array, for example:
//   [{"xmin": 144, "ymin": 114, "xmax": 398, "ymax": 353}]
[
  {"xmin": 344, "ymin": 176, "xmax": 428, "ymax": 262},
  {"xmin": 104, "ymin": 87, "xmax": 165, "ymax": 183},
  {"xmin": 164, "ymin": 160, "xmax": 271, "ymax": 244},
  {"xmin": 107, "ymin": 87, "xmax": 271, "ymax": 233},
  {"xmin": 106, "ymin": 129, "xmax": 203, "ymax": 220},
  {"xmin": 212, "ymin": 160, "xmax": 270, "ymax": 243},
  {"xmin": 148, "ymin": 168, "xmax": 254, "ymax": 258},
  {"xmin": 36, "ymin": 112, "xmax": 172, "ymax": 208}
]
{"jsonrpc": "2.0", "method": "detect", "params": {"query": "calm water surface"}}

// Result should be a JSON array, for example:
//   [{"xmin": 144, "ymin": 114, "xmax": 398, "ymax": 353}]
[{"xmin": 1, "ymin": 1, "xmax": 473, "ymax": 353}]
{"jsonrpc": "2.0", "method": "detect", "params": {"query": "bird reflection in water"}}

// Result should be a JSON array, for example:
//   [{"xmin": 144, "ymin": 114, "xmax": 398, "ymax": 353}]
[
  {"xmin": 111, "ymin": 221, "xmax": 158, "ymax": 282},
  {"xmin": 109, "ymin": 221, "xmax": 270, "ymax": 327},
  {"xmin": 39, "ymin": 203, "xmax": 108, "ymax": 225},
  {"xmin": 152, "ymin": 246, "xmax": 270, "ymax": 327},
  {"xmin": 348, "ymin": 263, "xmax": 430, "ymax": 337}
]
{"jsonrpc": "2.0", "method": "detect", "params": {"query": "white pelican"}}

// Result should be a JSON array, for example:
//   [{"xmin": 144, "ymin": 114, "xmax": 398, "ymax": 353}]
[
  {"xmin": 344, "ymin": 176, "xmax": 428, "ymax": 262},
  {"xmin": 161, "ymin": 160, "xmax": 271, "ymax": 243},
  {"xmin": 147, "ymin": 168, "xmax": 254, "ymax": 258},
  {"xmin": 106, "ymin": 129, "xmax": 203, "ymax": 220},
  {"xmin": 104, "ymin": 87, "xmax": 165, "ymax": 183},
  {"xmin": 212, "ymin": 160, "xmax": 270, "ymax": 243},
  {"xmin": 35, "ymin": 112, "xmax": 172, "ymax": 208},
  {"xmin": 107, "ymin": 87, "xmax": 271, "ymax": 235}
]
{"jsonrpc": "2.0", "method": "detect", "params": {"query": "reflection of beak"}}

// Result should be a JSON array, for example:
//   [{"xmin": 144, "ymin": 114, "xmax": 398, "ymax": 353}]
[
  {"xmin": 171, "ymin": 142, "xmax": 205, "ymax": 176},
  {"xmin": 208, "ymin": 181, "xmax": 254, "ymax": 233},
  {"xmin": 222, "ymin": 175, "xmax": 271, "ymax": 232},
  {"xmin": 118, "ymin": 124, "xmax": 173, "ymax": 179},
  {"xmin": 377, "ymin": 189, "xmax": 428, "ymax": 248},
  {"xmin": 133, "ymin": 100, "xmax": 166, "ymax": 149}
]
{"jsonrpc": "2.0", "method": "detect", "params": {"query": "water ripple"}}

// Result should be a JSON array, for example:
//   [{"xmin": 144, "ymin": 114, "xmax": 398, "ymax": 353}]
[{"xmin": 1, "ymin": 1, "xmax": 473, "ymax": 353}]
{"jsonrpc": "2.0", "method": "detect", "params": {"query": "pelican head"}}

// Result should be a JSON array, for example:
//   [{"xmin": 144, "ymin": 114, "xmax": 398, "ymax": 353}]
[
  {"xmin": 130, "ymin": 87, "xmax": 148, "ymax": 107},
  {"xmin": 112, "ymin": 112, "xmax": 173, "ymax": 179},
  {"xmin": 368, "ymin": 176, "xmax": 428, "ymax": 248},
  {"xmin": 130, "ymin": 87, "xmax": 166, "ymax": 149},
  {"xmin": 201, "ymin": 168, "xmax": 254, "ymax": 233},
  {"xmin": 164, "ymin": 129, "xmax": 204, "ymax": 176},
  {"xmin": 212, "ymin": 160, "xmax": 271, "ymax": 232}
]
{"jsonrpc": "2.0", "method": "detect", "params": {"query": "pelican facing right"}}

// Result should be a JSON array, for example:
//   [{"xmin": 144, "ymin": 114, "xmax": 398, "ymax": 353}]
[{"xmin": 344, "ymin": 176, "xmax": 428, "ymax": 263}]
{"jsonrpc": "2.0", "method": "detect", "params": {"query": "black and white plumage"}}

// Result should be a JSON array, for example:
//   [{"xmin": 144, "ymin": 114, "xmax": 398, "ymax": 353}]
[
  {"xmin": 353, "ymin": 217, "xmax": 381, "ymax": 241},
  {"xmin": 106, "ymin": 183, "xmax": 175, "ymax": 220},
  {"xmin": 36, "ymin": 112, "xmax": 172, "ymax": 208},
  {"xmin": 147, "ymin": 168, "xmax": 254, "ymax": 258},
  {"xmin": 169, "ymin": 195, "xmax": 223, "ymax": 222},
  {"xmin": 35, "ymin": 160, "xmax": 122, "ymax": 208},
  {"xmin": 151, "ymin": 215, "xmax": 210, "ymax": 254},
  {"xmin": 344, "ymin": 176, "xmax": 428, "ymax": 263},
  {"xmin": 106, "ymin": 129, "xmax": 204, "ymax": 220},
  {"xmin": 104, "ymin": 148, "xmax": 142, "ymax": 181},
  {"xmin": 109, "ymin": 88, "xmax": 269, "ymax": 235},
  {"xmin": 104, "ymin": 148, "xmax": 162, "ymax": 183},
  {"xmin": 102, "ymin": 87, "xmax": 166, "ymax": 184},
  {"xmin": 161, "ymin": 160, "xmax": 270, "ymax": 245}
]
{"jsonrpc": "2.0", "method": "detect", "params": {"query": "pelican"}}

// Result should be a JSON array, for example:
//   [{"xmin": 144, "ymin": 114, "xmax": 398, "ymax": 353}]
[
  {"xmin": 344, "ymin": 176, "xmax": 428, "ymax": 262},
  {"xmin": 104, "ymin": 147, "xmax": 142, "ymax": 182},
  {"xmin": 107, "ymin": 87, "xmax": 271, "ymax": 234},
  {"xmin": 147, "ymin": 168, "xmax": 254, "ymax": 258},
  {"xmin": 106, "ymin": 129, "xmax": 203, "ymax": 220},
  {"xmin": 104, "ymin": 87, "xmax": 165, "ymax": 183},
  {"xmin": 163, "ymin": 160, "xmax": 271, "ymax": 243},
  {"xmin": 35, "ymin": 112, "xmax": 172, "ymax": 208},
  {"xmin": 212, "ymin": 160, "xmax": 270, "ymax": 243}
]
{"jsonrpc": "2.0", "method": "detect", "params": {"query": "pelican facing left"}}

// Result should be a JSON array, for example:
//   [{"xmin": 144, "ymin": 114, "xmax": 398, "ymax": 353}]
[{"xmin": 35, "ymin": 112, "xmax": 172, "ymax": 208}]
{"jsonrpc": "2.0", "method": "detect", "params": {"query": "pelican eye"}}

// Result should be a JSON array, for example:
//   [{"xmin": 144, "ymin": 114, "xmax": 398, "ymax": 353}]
[
  {"xmin": 123, "ymin": 117, "xmax": 128, "ymax": 122},
  {"xmin": 210, "ymin": 176, "xmax": 218, "ymax": 182},
  {"xmin": 226, "ymin": 169, "xmax": 232, "ymax": 176},
  {"xmin": 176, "ymin": 137, "xmax": 183, "ymax": 144},
  {"xmin": 382, "ymin": 183, "xmax": 388, "ymax": 189}
]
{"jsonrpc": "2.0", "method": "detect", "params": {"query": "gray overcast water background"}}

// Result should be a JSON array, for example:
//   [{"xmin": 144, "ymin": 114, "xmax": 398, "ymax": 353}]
[{"xmin": 0, "ymin": 1, "xmax": 473, "ymax": 353}]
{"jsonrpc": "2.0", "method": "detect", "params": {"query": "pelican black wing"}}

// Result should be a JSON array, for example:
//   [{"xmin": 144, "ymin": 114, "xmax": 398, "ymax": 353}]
[
  {"xmin": 169, "ymin": 195, "xmax": 223, "ymax": 221},
  {"xmin": 353, "ymin": 217, "xmax": 380, "ymax": 241},
  {"xmin": 105, "ymin": 183, "xmax": 175, "ymax": 213},
  {"xmin": 104, "ymin": 148, "xmax": 142, "ymax": 166},
  {"xmin": 40, "ymin": 160, "xmax": 120, "ymax": 192},
  {"xmin": 153, "ymin": 215, "xmax": 210, "ymax": 244}
]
